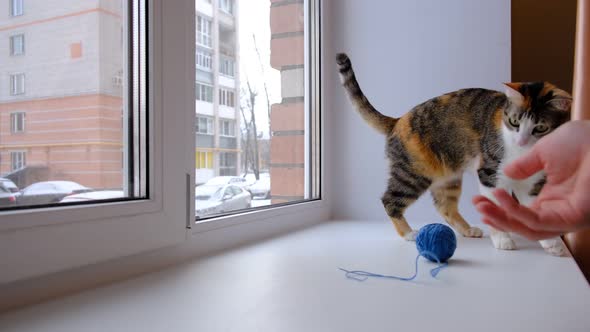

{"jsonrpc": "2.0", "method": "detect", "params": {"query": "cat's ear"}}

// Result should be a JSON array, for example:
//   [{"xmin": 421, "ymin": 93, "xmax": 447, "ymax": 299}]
[
  {"xmin": 503, "ymin": 82, "xmax": 524, "ymax": 104},
  {"xmin": 547, "ymin": 97, "xmax": 572, "ymax": 111}
]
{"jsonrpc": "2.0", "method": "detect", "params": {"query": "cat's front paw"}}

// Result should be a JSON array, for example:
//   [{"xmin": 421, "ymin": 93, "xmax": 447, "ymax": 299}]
[
  {"xmin": 403, "ymin": 230, "xmax": 418, "ymax": 242},
  {"xmin": 464, "ymin": 226, "xmax": 483, "ymax": 238},
  {"xmin": 491, "ymin": 233, "xmax": 517, "ymax": 250},
  {"xmin": 540, "ymin": 238, "xmax": 568, "ymax": 257}
]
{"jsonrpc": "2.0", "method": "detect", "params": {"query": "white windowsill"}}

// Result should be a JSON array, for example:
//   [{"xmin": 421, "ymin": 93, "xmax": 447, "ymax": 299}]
[{"xmin": 1, "ymin": 220, "xmax": 588, "ymax": 331}]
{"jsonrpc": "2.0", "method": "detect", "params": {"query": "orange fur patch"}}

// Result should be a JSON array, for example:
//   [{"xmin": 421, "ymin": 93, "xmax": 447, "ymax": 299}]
[{"xmin": 394, "ymin": 115, "xmax": 446, "ymax": 178}]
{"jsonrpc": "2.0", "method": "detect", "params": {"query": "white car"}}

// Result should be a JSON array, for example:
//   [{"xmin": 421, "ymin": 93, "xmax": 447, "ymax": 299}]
[
  {"xmin": 195, "ymin": 184, "xmax": 251, "ymax": 217},
  {"xmin": 204, "ymin": 176, "xmax": 252, "ymax": 192},
  {"xmin": 249, "ymin": 177, "xmax": 270, "ymax": 199},
  {"xmin": 60, "ymin": 190, "xmax": 125, "ymax": 203},
  {"xmin": 18, "ymin": 181, "xmax": 92, "ymax": 206}
]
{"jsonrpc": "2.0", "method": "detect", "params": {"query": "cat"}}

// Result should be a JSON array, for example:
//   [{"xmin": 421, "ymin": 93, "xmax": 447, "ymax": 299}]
[{"xmin": 336, "ymin": 52, "xmax": 571, "ymax": 256}]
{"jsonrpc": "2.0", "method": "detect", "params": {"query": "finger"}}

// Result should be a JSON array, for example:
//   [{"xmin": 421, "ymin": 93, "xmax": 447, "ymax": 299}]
[
  {"xmin": 472, "ymin": 195, "xmax": 493, "ymax": 206},
  {"xmin": 481, "ymin": 216, "xmax": 508, "ymax": 233},
  {"xmin": 480, "ymin": 203, "xmax": 561, "ymax": 240},
  {"xmin": 492, "ymin": 189, "xmax": 541, "ymax": 226},
  {"xmin": 504, "ymin": 148, "xmax": 544, "ymax": 180},
  {"xmin": 475, "ymin": 200, "xmax": 509, "ymax": 224}
]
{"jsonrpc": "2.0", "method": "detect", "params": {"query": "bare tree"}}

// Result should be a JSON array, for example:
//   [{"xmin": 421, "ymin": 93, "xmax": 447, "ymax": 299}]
[
  {"xmin": 239, "ymin": 104, "xmax": 252, "ymax": 174},
  {"xmin": 252, "ymin": 34, "xmax": 272, "ymax": 138},
  {"xmin": 246, "ymin": 80, "xmax": 261, "ymax": 180},
  {"xmin": 240, "ymin": 78, "xmax": 261, "ymax": 180}
]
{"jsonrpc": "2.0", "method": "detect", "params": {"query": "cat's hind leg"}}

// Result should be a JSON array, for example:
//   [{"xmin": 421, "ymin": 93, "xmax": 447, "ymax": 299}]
[
  {"xmin": 381, "ymin": 169, "xmax": 432, "ymax": 241},
  {"xmin": 431, "ymin": 177, "xmax": 483, "ymax": 238}
]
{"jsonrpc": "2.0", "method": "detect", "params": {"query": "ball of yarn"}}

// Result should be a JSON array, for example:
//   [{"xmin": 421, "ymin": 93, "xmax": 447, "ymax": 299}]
[{"xmin": 416, "ymin": 223, "xmax": 457, "ymax": 263}]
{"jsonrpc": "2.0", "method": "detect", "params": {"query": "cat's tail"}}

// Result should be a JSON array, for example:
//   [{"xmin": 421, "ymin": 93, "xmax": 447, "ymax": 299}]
[{"xmin": 336, "ymin": 53, "xmax": 398, "ymax": 135}]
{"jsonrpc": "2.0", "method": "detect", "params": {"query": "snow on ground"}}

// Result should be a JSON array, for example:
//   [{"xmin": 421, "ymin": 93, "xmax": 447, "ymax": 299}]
[{"xmin": 251, "ymin": 199, "xmax": 271, "ymax": 208}]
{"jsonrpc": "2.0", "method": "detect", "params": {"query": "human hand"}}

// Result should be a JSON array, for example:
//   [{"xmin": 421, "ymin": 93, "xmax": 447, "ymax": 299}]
[{"xmin": 472, "ymin": 120, "xmax": 590, "ymax": 240}]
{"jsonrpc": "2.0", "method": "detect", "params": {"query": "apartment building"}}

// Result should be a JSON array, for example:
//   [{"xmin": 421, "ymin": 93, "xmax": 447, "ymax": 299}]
[
  {"xmin": 0, "ymin": 0, "xmax": 124, "ymax": 189},
  {"xmin": 196, "ymin": 0, "xmax": 241, "ymax": 184}
]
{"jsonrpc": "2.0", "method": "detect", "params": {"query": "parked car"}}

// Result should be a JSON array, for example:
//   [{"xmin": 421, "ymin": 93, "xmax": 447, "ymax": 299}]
[
  {"xmin": 60, "ymin": 190, "xmax": 125, "ymax": 203},
  {"xmin": 204, "ymin": 176, "xmax": 252, "ymax": 192},
  {"xmin": 0, "ymin": 177, "xmax": 19, "ymax": 194},
  {"xmin": 195, "ymin": 184, "xmax": 251, "ymax": 217},
  {"xmin": 249, "ymin": 176, "xmax": 271, "ymax": 199},
  {"xmin": 0, "ymin": 178, "xmax": 20, "ymax": 208},
  {"xmin": 18, "ymin": 181, "xmax": 92, "ymax": 206}
]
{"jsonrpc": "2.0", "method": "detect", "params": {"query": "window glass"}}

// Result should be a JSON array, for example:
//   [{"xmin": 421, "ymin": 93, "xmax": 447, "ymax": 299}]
[
  {"xmin": 0, "ymin": 0, "xmax": 147, "ymax": 210},
  {"xmin": 195, "ymin": 0, "xmax": 320, "ymax": 220}
]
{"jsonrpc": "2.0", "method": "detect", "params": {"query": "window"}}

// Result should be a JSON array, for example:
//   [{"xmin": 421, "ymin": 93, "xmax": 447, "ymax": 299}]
[
  {"xmin": 219, "ymin": 0, "xmax": 233, "ymax": 15},
  {"xmin": 196, "ymin": 151, "xmax": 213, "ymax": 169},
  {"xmin": 196, "ymin": 50, "xmax": 212, "ymax": 70},
  {"xmin": 196, "ymin": 116, "xmax": 214, "ymax": 134},
  {"xmin": 197, "ymin": 16, "xmax": 212, "ymax": 47},
  {"xmin": 10, "ymin": 151, "xmax": 26, "ymax": 171},
  {"xmin": 0, "ymin": 0, "xmax": 193, "ymax": 284},
  {"xmin": 219, "ymin": 152, "xmax": 236, "ymax": 176},
  {"xmin": 10, "ymin": 73, "xmax": 25, "ymax": 95},
  {"xmin": 219, "ymin": 56, "xmax": 234, "ymax": 76},
  {"xmin": 219, "ymin": 119, "xmax": 235, "ymax": 136},
  {"xmin": 218, "ymin": 88, "xmax": 234, "ymax": 107},
  {"xmin": 10, "ymin": 34, "xmax": 24, "ymax": 56},
  {"xmin": 1, "ymin": 0, "xmax": 149, "ymax": 210},
  {"xmin": 0, "ymin": 0, "xmax": 323, "ymax": 287},
  {"xmin": 195, "ymin": 0, "xmax": 321, "ymax": 221},
  {"xmin": 10, "ymin": 112, "xmax": 25, "ymax": 133},
  {"xmin": 10, "ymin": 0, "xmax": 23, "ymax": 17},
  {"xmin": 196, "ymin": 83, "xmax": 213, "ymax": 102}
]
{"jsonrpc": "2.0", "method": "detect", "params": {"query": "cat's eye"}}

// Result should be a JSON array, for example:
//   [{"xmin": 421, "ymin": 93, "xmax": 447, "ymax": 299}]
[
  {"xmin": 534, "ymin": 124, "xmax": 549, "ymax": 134},
  {"xmin": 509, "ymin": 117, "xmax": 520, "ymax": 127}
]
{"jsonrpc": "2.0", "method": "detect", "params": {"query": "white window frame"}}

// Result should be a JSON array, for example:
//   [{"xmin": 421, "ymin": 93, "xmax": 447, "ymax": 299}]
[
  {"xmin": 219, "ymin": 56, "xmax": 234, "ymax": 76},
  {"xmin": 219, "ymin": 151, "xmax": 237, "ymax": 175},
  {"xmin": 219, "ymin": 118, "xmax": 235, "ymax": 137},
  {"xmin": 10, "ymin": 33, "xmax": 25, "ymax": 56},
  {"xmin": 196, "ymin": 151, "xmax": 212, "ymax": 169},
  {"xmin": 10, "ymin": 150, "xmax": 26, "ymax": 171},
  {"xmin": 197, "ymin": 15, "xmax": 212, "ymax": 48},
  {"xmin": 0, "ymin": 0, "xmax": 326, "ymax": 286},
  {"xmin": 196, "ymin": 82, "xmax": 213, "ymax": 102},
  {"xmin": 219, "ymin": 87, "xmax": 234, "ymax": 107},
  {"xmin": 219, "ymin": 0, "xmax": 233, "ymax": 15},
  {"xmin": 10, "ymin": 73, "xmax": 25, "ymax": 95},
  {"xmin": 10, "ymin": 111, "xmax": 25, "ymax": 133},
  {"xmin": 10, "ymin": 0, "xmax": 23, "ymax": 17},
  {"xmin": 196, "ymin": 116, "xmax": 214, "ymax": 134},
  {"xmin": 0, "ymin": 0, "xmax": 195, "ymax": 284},
  {"xmin": 196, "ymin": 49, "xmax": 212, "ymax": 71}
]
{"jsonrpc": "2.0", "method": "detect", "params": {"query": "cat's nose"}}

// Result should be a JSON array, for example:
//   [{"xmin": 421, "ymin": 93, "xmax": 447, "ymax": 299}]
[{"xmin": 517, "ymin": 138, "xmax": 529, "ymax": 146}]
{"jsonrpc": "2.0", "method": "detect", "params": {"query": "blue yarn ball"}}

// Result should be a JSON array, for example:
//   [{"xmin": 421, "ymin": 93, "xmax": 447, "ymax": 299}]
[{"xmin": 416, "ymin": 223, "xmax": 457, "ymax": 263}]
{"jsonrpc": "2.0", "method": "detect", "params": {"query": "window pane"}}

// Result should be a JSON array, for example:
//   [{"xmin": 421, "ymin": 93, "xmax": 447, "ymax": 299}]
[
  {"xmin": 0, "ymin": 1, "xmax": 147, "ymax": 210},
  {"xmin": 10, "ymin": 34, "xmax": 25, "ymax": 56},
  {"xmin": 195, "ymin": 0, "xmax": 320, "ymax": 220}
]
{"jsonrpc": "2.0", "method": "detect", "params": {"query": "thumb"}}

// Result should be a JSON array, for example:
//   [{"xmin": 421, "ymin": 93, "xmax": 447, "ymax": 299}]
[{"xmin": 504, "ymin": 147, "xmax": 544, "ymax": 180}]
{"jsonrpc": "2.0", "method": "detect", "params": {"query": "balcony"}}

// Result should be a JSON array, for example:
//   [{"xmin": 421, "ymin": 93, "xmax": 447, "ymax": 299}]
[{"xmin": 196, "ymin": 0, "xmax": 213, "ymax": 17}]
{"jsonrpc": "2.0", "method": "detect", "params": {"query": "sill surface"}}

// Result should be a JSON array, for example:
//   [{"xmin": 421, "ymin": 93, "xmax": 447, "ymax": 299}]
[{"xmin": 1, "ymin": 220, "xmax": 589, "ymax": 332}]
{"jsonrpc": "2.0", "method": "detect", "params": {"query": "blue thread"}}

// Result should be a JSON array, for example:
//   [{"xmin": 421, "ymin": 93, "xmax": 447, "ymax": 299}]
[{"xmin": 339, "ymin": 223, "xmax": 456, "ymax": 281}]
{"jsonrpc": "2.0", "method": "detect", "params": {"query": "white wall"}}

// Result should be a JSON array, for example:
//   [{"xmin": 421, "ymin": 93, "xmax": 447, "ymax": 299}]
[{"xmin": 324, "ymin": 0, "xmax": 511, "ymax": 223}]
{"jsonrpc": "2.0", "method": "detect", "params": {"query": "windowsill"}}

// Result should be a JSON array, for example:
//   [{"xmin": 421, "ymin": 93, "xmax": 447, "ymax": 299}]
[{"xmin": 1, "ymin": 220, "xmax": 588, "ymax": 331}]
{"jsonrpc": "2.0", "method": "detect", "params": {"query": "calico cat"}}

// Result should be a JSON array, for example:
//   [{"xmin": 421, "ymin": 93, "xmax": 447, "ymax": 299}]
[{"xmin": 336, "ymin": 53, "xmax": 571, "ymax": 256}]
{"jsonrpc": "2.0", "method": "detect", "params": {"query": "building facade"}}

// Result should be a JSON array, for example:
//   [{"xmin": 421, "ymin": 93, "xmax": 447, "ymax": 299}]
[
  {"xmin": 196, "ymin": 0, "xmax": 241, "ymax": 184},
  {"xmin": 0, "ymin": 0, "xmax": 124, "ymax": 189},
  {"xmin": 269, "ymin": 0, "xmax": 305, "ymax": 203}
]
